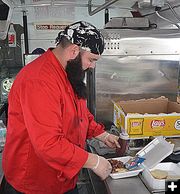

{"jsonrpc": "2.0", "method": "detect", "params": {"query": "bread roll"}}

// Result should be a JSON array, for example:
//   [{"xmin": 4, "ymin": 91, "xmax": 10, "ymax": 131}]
[{"xmin": 150, "ymin": 169, "xmax": 168, "ymax": 179}]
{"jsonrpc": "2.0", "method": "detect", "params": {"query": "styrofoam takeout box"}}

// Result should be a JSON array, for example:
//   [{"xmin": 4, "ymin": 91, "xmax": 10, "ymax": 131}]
[
  {"xmin": 109, "ymin": 136, "xmax": 174, "ymax": 179},
  {"xmin": 109, "ymin": 156, "xmax": 143, "ymax": 179},
  {"xmin": 142, "ymin": 162, "xmax": 180, "ymax": 190}
]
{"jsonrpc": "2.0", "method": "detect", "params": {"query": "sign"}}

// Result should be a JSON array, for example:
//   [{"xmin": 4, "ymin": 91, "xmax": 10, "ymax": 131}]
[{"xmin": 35, "ymin": 24, "xmax": 68, "ymax": 30}]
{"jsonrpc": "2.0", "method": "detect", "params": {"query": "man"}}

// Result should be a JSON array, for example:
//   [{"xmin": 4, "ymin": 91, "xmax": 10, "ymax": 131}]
[{"xmin": 1, "ymin": 21, "xmax": 120, "ymax": 194}]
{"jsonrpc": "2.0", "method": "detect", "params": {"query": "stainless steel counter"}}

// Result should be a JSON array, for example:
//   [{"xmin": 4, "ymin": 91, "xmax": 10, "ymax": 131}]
[
  {"xmin": 105, "ymin": 176, "xmax": 151, "ymax": 194},
  {"xmin": 87, "ymin": 143, "xmax": 154, "ymax": 194},
  {"xmin": 86, "ymin": 168, "xmax": 156, "ymax": 194}
]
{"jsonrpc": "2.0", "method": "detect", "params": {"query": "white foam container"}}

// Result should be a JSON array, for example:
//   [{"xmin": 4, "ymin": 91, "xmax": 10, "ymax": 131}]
[
  {"xmin": 142, "ymin": 162, "xmax": 180, "ymax": 190},
  {"xmin": 138, "ymin": 136, "xmax": 177, "ymax": 191},
  {"xmin": 137, "ymin": 136, "xmax": 174, "ymax": 170},
  {"xmin": 109, "ymin": 136, "xmax": 174, "ymax": 180},
  {"xmin": 109, "ymin": 156, "xmax": 143, "ymax": 179}
]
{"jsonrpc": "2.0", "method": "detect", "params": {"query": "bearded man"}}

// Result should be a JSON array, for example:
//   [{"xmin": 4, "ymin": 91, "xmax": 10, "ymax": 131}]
[{"xmin": 1, "ymin": 21, "xmax": 120, "ymax": 194}]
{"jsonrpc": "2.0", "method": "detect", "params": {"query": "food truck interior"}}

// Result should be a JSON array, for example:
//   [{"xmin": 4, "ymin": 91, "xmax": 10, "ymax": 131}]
[{"xmin": 0, "ymin": 0, "xmax": 180, "ymax": 194}]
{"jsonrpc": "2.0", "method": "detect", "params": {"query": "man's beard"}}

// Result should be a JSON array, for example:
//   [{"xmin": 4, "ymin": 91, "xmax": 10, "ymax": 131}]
[{"xmin": 65, "ymin": 53, "xmax": 87, "ymax": 99}]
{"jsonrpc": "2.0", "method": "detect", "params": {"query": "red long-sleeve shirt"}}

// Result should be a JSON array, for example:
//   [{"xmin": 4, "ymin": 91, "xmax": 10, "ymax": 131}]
[{"xmin": 2, "ymin": 49, "xmax": 105, "ymax": 194}]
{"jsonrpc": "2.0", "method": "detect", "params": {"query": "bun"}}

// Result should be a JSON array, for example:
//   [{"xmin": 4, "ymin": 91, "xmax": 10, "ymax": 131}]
[{"xmin": 150, "ymin": 169, "xmax": 168, "ymax": 179}]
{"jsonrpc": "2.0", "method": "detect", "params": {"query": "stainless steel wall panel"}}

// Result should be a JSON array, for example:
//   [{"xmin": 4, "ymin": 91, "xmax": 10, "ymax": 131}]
[
  {"xmin": 96, "ymin": 55, "xmax": 179, "ymax": 95},
  {"xmin": 95, "ymin": 55, "xmax": 179, "ymax": 124},
  {"xmin": 101, "ymin": 29, "xmax": 180, "ymax": 56},
  {"xmin": 95, "ymin": 29, "xmax": 180, "ymax": 125}
]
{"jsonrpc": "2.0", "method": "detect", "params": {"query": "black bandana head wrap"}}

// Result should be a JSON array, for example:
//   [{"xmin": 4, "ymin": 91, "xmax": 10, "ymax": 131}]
[{"xmin": 56, "ymin": 21, "xmax": 104, "ymax": 55}]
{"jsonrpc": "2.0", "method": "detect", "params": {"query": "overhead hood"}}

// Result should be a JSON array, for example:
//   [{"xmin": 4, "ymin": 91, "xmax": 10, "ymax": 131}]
[{"xmin": 104, "ymin": 17, "xmax": 150, "ymax": 29}]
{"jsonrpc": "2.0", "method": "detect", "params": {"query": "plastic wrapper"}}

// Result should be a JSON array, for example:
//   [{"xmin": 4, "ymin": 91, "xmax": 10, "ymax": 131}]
[{"xmin": 125, "ymin": 155, "xmax": 145, "ymax": 170}]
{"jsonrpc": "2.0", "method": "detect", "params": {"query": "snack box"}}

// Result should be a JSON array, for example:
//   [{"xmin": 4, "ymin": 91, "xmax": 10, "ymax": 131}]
[
  {"xmin": 177, "ymin": 96, "xmax": 180, "ymax": 103},
  {"xmin": 113, "ymin": 96, "xmax": 180, "ymax": 138},
  {"xmin": 141, "ymin": 162, "xmax": 180, "ymax": 191},
  {"xmin": 109, "ymin": 136, "xmax": 174, "ymax": 179}
]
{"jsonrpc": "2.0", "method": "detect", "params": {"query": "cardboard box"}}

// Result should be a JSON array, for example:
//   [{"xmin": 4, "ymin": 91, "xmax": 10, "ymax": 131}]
[
  {"xmin": 177, "ymin": 96, "xmax": 180, "ymax": 103},
  {"xmin": 113, "ymin": 97, "xmax": 180, "ymax": 138}
]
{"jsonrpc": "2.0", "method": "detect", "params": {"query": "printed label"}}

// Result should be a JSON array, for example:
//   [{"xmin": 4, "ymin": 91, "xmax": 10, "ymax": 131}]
[
  {"xmin": 8, "ymin": 34, "xmax": 15, "ymax": 44},
  {"xmin": 131, "ymin": 121, "xmax": 141, "ymax": 127},
  {"xmin": 175, "ymin": 120, "xmax": 180, "ymax": 130},
  {"xmin": 151, "ymin": 120, "xmax": 165, "ymax": 128},
  {"xmin": 129, "ymin": 118, "xmax": 143, "ymax": 135},
  {"xmin": 35, "ymin": 24, "xmax": 67, "ymax": 30}
]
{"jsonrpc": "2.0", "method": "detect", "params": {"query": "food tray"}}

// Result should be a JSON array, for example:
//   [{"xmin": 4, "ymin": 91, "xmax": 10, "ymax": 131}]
[
  {"xmin": 141, "ymin": 162, "xmax": 180, "ymax": 191},
  {"xmin": 109, "ymin": 137, "xmax": 174, "ymax": 180},
  {"xmin": 109, "ymin": 156, "xmax": 143, "ymax": 179}
]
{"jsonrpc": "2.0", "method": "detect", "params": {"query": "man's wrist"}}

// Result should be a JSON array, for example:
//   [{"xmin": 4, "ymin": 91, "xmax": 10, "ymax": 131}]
[
  {"xmin": 104, "ymin": 133, "xmax": 110, "ymax": 142},
  {"xmin": 96, "ymin": 131, "xmax": 110, "ymax": 143},
  {"xmin": 92, "ymin": 155, "xmax": 100, "ymax": 170},
  {"xmin": 83, "ymin": 153, "xmax": 98, "ymax": 169},
  {"xmin": 99, "ymin": 131, "xmax": 110, "ymax": 143}
]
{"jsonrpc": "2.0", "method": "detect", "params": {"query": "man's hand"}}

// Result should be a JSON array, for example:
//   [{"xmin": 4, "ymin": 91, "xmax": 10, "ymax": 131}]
[
  {"xmin": 104, "ymin": 133, "xmax": 120, "ymax": 148},
  {"xmin": 83, "ymin": 153, "xmax": 112, "ymax": 180},
  {"xmin": 91, "ymin": 155, "xmax": 112, "ymax": 180},
  {"xmin": 96, "ymin": 132, "xmax": 120, "ymax": 149}
]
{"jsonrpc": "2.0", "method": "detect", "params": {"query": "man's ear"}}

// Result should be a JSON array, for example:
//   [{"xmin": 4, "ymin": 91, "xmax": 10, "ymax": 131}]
[{"xmin": 69, "ymin": 44, "xmax": 80, "ymax": 59}]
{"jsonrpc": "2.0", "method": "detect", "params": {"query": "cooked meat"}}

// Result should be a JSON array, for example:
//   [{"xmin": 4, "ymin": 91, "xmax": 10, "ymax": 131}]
[{"xmin": 109, "ymin": 159, "xmax": 126, "ymax": 173}]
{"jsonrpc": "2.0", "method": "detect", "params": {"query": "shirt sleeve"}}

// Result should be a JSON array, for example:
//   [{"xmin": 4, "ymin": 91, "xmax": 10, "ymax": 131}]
[
  {"xmin": 20, "ymin": 79, "xmax": 88, "ymax": 179},
  {"xmin": 86, "ymin": 108, "xmax": 105, "ymax": 139}
]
